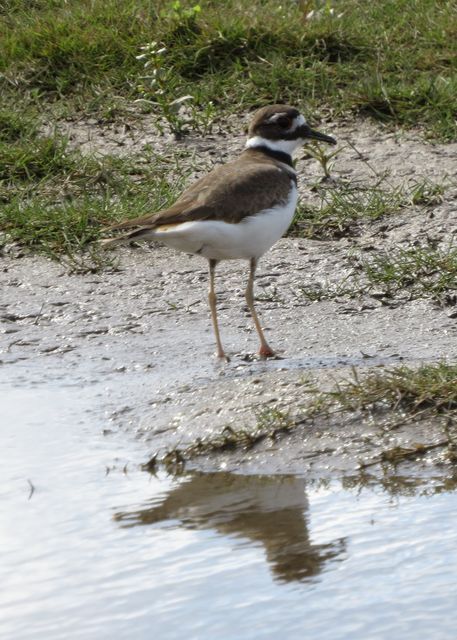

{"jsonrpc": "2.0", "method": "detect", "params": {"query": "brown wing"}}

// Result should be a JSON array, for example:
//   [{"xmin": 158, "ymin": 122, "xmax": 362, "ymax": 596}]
[{"xmin": 106, "ymin": 155, "xmax": 293, "ymax": 232}]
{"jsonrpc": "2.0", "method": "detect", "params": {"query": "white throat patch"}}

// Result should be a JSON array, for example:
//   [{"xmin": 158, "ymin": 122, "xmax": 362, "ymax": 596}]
[{"xmin": 245, "ymin": 135, "xmax": 304, "ymax": 156}]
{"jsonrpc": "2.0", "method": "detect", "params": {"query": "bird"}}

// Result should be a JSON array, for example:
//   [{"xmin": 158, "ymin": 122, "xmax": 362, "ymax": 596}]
[{"xmin": 101, "ymin": 105, "xmax": 336, "ymax": 359}]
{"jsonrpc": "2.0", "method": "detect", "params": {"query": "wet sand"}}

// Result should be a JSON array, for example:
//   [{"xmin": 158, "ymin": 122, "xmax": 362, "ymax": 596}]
[{"xmin": 2, "ymin": 116, "xmax": 457, "ymax": 477}]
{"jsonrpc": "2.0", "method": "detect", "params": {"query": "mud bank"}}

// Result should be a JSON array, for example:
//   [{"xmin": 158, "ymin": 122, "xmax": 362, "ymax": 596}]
[
  {"xmin": 2, "ymin": 117, "xmax": 457, "ymax": 478},
  {"xmin": 2, "ymin": 242, "xmax": 457, "ymax": 479}
]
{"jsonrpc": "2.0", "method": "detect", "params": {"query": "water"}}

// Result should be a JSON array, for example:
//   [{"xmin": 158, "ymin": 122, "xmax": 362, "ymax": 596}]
[{"xmin": 2, "ymin": 378, "xmax": 457, "ymax": 639}]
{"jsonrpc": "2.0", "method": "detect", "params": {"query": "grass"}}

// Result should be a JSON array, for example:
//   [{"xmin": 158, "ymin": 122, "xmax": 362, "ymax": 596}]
[
  {"xmin": 0, "ymin": 109, "xmax": 36, "ymax": 143},
  {"xmin": 1, "ymin": 0, "xmax": 456, "ymax": 138},
  {"xmin": 0, "ymin": 112, "xmax": 448, "ymax": 267},
  {"xmin": 290, "ymin": 174, "xmax": 448, "ymax": 240},
  {"xmin": 289, "ymin": 171, "xmax": 457, "ymax": 304},
  {"xmin": 145, "ymin": 362, "xmax": 457, "ymax": 472},
  {"xmin": 0, "ymin": 123, "xmax": 195, "ymax": 266},
  {"xmin": 296, "ymin": 242, "xmax": 457, "ymax": 304},
  {"xmin": 291, "ymin": 180, "xmax": 406, "ymax": 239},
  {"xmin": 0, "ymin": 0, "xmax": 455, "ymax": 266},
  {"xmin": 316, "ymin": 362, "xmax": 457, "ymax": 414},
  {"xmin": 357, "ymin": 244, "xmax": 457, "ymax": 302}
]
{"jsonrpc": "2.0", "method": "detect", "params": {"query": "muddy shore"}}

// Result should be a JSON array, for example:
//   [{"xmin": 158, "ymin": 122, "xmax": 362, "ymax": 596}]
[{"xmin": 2, "ymin": 116, "xmax": 457, "ymax": 479}]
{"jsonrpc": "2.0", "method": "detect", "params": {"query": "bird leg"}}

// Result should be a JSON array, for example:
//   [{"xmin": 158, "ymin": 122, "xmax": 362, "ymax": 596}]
[
  {"xmin": 208, "ymin": 259, "xmax": 227, "ymax": 360},
  {"xmin": 245, "ymin": 257, "xmax": 275, "ymax": 358}
]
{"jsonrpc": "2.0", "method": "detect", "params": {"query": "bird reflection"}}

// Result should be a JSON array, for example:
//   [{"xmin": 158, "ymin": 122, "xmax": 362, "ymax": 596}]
[{"xmin": 114, "ymin": 472, "xmax": 346, "ymax": 584}]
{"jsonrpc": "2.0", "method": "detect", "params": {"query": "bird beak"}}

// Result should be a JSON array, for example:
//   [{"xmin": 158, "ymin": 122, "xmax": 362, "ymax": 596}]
[{"xmin": 300, "ymin": 124, "xmax": 337, "ymax": 145}]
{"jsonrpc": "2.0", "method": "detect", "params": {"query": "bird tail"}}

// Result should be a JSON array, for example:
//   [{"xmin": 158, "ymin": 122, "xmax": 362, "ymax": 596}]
[{"xmin": 98, "ymin": 226, "xmax": 155, "ymax": 248}]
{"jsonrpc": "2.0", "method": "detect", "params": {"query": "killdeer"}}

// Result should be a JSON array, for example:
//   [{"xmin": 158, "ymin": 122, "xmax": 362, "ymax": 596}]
[{"xmin": 102, "ymin": 105, "xmax": 336, "ymax": 359}]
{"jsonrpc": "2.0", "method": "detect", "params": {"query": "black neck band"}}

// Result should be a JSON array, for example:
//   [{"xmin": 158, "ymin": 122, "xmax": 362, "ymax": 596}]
[{"xmin": 252, "ymin": 145, "xmax": 295, "ymax": 168}]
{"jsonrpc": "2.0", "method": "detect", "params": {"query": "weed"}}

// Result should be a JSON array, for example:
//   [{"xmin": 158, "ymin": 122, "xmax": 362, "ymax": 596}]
[
  {"xmin": 302, "ymin": 141, "xmax": 343, "ymax": 179},
  {"xmin": 294, "ymin": 241, "xmax": 457, "ymax": 304},
  {"xmin": 135, "ymin": 40, "xmax": 216, "ymax": 136},
  {"xmin": 290, "ymin": 180, "xmax": 406, "ymax": 240},
  {"xmin": 255, "ymin": 407, "xmax": 295, "ymax": 438},
  {"xmin": 320, "ymin": 363, "xmax": 457, "ymax": 415},
  {"xmin": 160, "ymin": 1, "xmax": 201, "ymax": 25},
  {"xmin": 135, "ymin": 41, "xmax": 189, "ymax": 136},
  {"xmin": 152, "ymin": 407, "xmax": 297, "ymax": 468},
  {"xmin": 358, "ymin": 244, "xmax": 457, "ymax": 301},
  {"xmin": 146, "ymin": 362, "xmax": 457, "ymax": 471},
  {"xmin": 290, "ymin": 176, "xmax": 448, "ymax": 240},
  {"xmin": 407, "ymin": 178, "xmax": 446, "ymax": 206}
]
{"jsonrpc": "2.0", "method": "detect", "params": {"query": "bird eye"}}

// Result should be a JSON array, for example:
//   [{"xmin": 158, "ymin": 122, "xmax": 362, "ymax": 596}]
[{"xmin": 276, "ymin": 116, "xmax": 291, "ymax": 128}]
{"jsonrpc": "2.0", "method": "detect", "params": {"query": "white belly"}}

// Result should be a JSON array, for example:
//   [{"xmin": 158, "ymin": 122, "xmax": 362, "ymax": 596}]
[{"xmin": 152, "ymin": 183, "xmax": 297, "ymax": 260}]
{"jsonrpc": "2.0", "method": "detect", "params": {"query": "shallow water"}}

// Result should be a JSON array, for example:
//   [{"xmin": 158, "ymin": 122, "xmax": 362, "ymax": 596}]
[{"xmin": 2, "ymin": 375, "xmax": 457, "ymax": 640}]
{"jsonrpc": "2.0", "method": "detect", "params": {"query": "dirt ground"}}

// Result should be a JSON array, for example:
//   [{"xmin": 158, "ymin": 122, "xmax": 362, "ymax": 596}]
[{"xmin": 2, "ymin": 114, "xmax": 457, "ymax": 479}]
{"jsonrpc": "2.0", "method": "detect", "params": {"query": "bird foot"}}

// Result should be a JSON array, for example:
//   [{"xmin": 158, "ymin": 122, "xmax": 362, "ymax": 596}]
[{"xmin": 259, "ymin": 344, "xmax": 276, "ymax": 359}]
